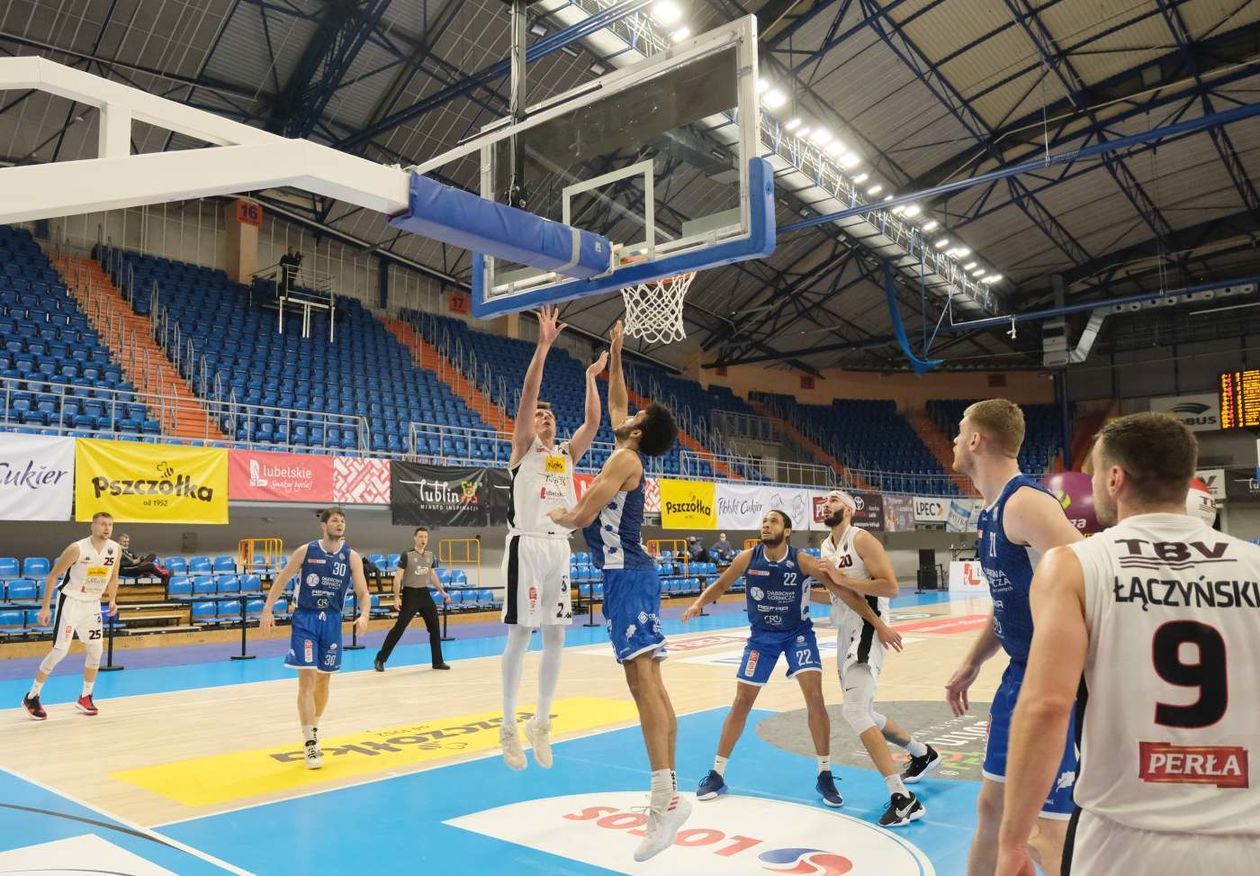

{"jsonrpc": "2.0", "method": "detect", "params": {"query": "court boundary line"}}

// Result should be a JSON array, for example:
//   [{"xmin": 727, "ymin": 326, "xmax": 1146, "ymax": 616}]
[{"xmin": 0, "ymin": 763, "xmax": 252, "ymax": 875}]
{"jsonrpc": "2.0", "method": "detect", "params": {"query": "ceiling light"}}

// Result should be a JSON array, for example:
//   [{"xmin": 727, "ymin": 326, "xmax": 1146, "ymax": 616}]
[
  {"xmin": 902, "ymin": 203, "xmax": 921, "ymax": 218},
  {"xmin": 670, "ymin": 26, "xmax": 691, "ymax": 42},
  {"xmin": 810, "ymin": 128, "xmax": 832, "ymax": 145},
  {"xmin": 891, "ymin": 205, "xmax": 906, "ymax": 215},
  {"xmin": 756, "ymin": 77, "xmax": 770, "ymax": 94},
  {"xmin": 934, "ymin": 238, "xmax": 950, "ymax": 248},
  {"xmin": 883, "ymin": 194, "xmax": 893, "ymax": 201},
  {"xmin": 866, "ymin": 184, "xmax": 882, "ymax": 196},
  {"xmin": 797, "ymin": 126, "xmax": 812, "ymax": 139},
  {"xmin": 963, "ymin": 261, "xmax": 977, "ymax": 270},
  {"xmin": 982, "ymin": 274, "xmax": 1003, "ymax": 284},
  {"xmin": 825, "ymin": 140, "xmax": 844, "ymax": 155},
  {"xmin": 785, "ymin": 117, "xmax": 801, "ymax": 131},
  {"xmin": 971, "ymin": 267, "xmax": 986, "ymax": 275},
  {"xmin": 764, "ymin": 88, "xmax": 787, "ymax": 109},
  {"xmin": 839, "ymin": 151, "xmax": 862, "ymax": 169},
  {"xmin": 953, "ymin": 247, "xmax": 971, "ymax": 258},
  {"xmin": 852, "ymin": 173, "xmax": 869, "ymax": 184},
  {"xmin": 973, "ymin": 271, "xmax": 987, "ymax": 280},
  {"xmin": 652, "ymin": 0, "xmax": 683, "ymax": 26},
  {"xmin": 589, "ymin": 62, "xmax": 608, "ymax": 76},
  {"xmin": 529, "ymin": 23, "xmax": 548, "ymax": 37},
  {"xmin": 921, "ymin": 220, "xmax": 939, "ymax": 232}
]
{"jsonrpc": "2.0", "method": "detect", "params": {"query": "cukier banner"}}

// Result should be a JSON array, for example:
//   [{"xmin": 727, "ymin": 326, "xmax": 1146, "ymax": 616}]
[
  {"xmin": 74, "ymin": 438, "xmax": 229, "ymax": 524},
  {"xmin": 658, "ymin": 479, "xmax": 718, "ymax": 530},
  {"xmin": 390, "ymin": 462, "xmax": 511, "ymax": 526},
  {"xmin": 715, "ymin": 483, "xmax": 768, "ymax": 530},
  {"xmin": 229, "ymin": 449, "xmax": 334, "ymax": 503},
  {"xmin": 0, "ymin": 433, "xmax": 75, "ymax": 521}
]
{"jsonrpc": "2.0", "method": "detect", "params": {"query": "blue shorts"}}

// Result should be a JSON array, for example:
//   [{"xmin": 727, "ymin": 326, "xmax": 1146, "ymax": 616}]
[
  {"xmin": 601, "ymin": 567, "xmax": 667, "ymax": 664},
  {"xmin": 984, "ymin": 661, "xmax": 1078, "ymax": 817},
  {"xmin": 285, "ymin": 608, "xmax": 344, "ymax": 673},
  {"xmin": 737, "ymin": 625, "xmax": 821, "ymax": 685}
]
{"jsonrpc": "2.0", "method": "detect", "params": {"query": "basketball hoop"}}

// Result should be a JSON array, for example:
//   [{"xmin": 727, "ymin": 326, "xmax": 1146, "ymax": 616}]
[{"xmin": 621, "ymin": 272, "xmax": 694, "ymax": 345}]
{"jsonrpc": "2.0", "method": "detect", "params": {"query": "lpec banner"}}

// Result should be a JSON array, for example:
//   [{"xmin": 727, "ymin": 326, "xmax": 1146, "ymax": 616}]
[{"xmin": 74, "ymin": 438, "xmax": 229, "ymax": 524}]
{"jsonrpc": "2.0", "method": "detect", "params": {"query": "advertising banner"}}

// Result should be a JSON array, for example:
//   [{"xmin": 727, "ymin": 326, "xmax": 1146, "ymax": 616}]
[
  {"xmin": 949, "ymin": 560, "xmax": 988, "ymax": 594},
  {"xmin": 390, "ymin": 462, "xmax": 510, "ymax": 526},
  {"xmin": 74, "ymin": 438, "xmax": 228, "ymax": 524},
  {"xmin": 658, "ymin": 479, "xmax": 718, "ymax": 530},
  {"xmin": 883, "ymin": 495, "xmax": 915, "ymax": 532},
  {"xmin": 912, "ymin": 496, "xmax": 950, "ymax": 524},
  {"xmin": 334, "ymin": 457, "xmax": 391, "ymax": 504},
  {"xmin": 229, "ymin": 450, "xmax": 333, "ymax": 503},
  {"xmin": 850, "ymin": 491, "xmax": 885, "ymax": 532},
  {"xmin": 715, "ymin": 483, "xmax": 767, "ymax": 530},
  {"xmin": 946, "ymin": 498, "xmax": 982, "ymax": 533},
  {"xmin": 1149, "ymin": 393, "xmax": 1221, "ymax": 432},
  {"xmin": 0, "ymin": 434, "xmax": 74, "ymax": 521}
]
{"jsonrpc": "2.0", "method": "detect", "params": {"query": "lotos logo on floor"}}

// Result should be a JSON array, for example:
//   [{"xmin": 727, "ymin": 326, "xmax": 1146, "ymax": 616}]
[
  {"xmin": 759, "ymin": 847, "xmax": 853, "ymax": 874},
  {"xmin": 446, "ymin": 792, "xmax": 934, "ymax": 874}
]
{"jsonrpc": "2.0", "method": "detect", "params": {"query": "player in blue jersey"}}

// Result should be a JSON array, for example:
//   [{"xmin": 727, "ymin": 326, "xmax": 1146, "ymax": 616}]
[
  {"xmin": 681, "ymin": 509, "xmax": 900, "ymax": 808},
  {"xmin": 948, "ymin": 399, "xmax": 1084, "ymax": 875},
  {"xmin": 261, "ymin": 507, "xmax": 371, "ymax": 770},
  {"xmin": 549, "ymin": 321, "xmax": 684, "ymax": 863}
]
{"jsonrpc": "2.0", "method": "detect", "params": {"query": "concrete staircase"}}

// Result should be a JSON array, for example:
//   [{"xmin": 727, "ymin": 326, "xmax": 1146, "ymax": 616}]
[
  {"xmin": 905, "ymin": 408, "xmax": 978, "ymax": 497},
  {"xmin": 50, "ymin": 254, "xmax": 224, "ymax": 441},
  {"xmin": 381, "ymin": 316, "xmax": 513, "ymax": 432},
  {"xmin": 747, "ymin": 399, "xmax": 873, "ymax": 489}
]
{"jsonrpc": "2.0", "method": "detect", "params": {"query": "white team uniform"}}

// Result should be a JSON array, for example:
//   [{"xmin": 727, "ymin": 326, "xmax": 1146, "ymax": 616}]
[
  {"xmin": 1065, "ymin": 513, "xmax": 1260, "ymax": 873},
  {"xmin": 52, "ymin": 537, "xmax": 119, "ymax": 651},
  {"xmin": 501, "ymin": 437, "xmax": 575, "ymax": 627},
  {"xmin": 821, "ymin": 527, "xmax": 890, "ymax": 680}
]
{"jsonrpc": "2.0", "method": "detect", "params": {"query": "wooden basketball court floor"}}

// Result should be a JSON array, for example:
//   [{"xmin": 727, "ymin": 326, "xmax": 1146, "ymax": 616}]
[{"xmin": 0, "ymin": 592, "xmax": 1004, "ymax": 874}]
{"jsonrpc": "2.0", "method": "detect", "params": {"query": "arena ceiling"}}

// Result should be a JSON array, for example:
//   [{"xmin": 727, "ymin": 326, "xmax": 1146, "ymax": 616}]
[{"xmin": 3, "ymin": 0, "xmax": 1260, "ymax": 374}]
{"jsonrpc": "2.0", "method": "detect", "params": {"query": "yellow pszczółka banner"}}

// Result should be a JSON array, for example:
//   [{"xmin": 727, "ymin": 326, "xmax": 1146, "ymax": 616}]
[
  {"xmin": 658, "ymin": 478, "xmax": 718, "ymax": 529},
  {"xmin": 74, "ymin": 438, "xmax": 229, "ymax": 524}
]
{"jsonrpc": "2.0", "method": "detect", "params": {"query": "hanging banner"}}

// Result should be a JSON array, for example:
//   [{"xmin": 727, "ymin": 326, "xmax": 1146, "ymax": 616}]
[
  {"xmin": 884, "ymin": 495, "xmax": 915, "ymax": 532},
  {"xmin": 1149, "ymin": 393, "xmax": 1220, "ymax": 432},
  {"xmin": 389, "ymin": 462, "xmax": 510, "ymax": 526},
  {"xmin": 643, "ymin": 477, "xmax": 661, "ymax": 514},
  {"xmin": 716, "ymin": 483, "xmax": 768, "ymax": 530},
  {"xmin": 574, "ymin": 472, "xmax": 596, "ymax": 502},
  {"xmin": 946, "ymin": 498, "xmax": 982, "ymax": 533},
  {"xmin": 1223, "ymin": 467, "xmax": 1260, "ymax": 501},
  {"xmin": 74, "ymin": 438, "xmax": 228, "ymax": 524},
  {"xmin": 229, "ymin": 450, "xmax": 334, "ymax": 503},
  {"xmin": 334, "ymin": 457, "xmax": 391, "ymax": 504},
  {"xmin": 762, "ymin": 486, "xmax": 812, "ymax": 532},
  {"xmin": 912, "ymin": 496, "xmax": 950, "ymax": 524},
  {"xmin": 659, "ymin": 479, "xmax": 718, "ymax": 530},
  {"xmin": 0, "ymin": 434, "xmax": 75, "ymax": 521},
  {"xmin": 850, "ymin": 491, "xmax": 885, "ymax": 531},
  {"xmin": 810, "ymin": 493, "xmax": 833, "ymax": 531},
  {"xmin": 1194, "ymin": 468, "xmax": 1226, "ymax": 502}
]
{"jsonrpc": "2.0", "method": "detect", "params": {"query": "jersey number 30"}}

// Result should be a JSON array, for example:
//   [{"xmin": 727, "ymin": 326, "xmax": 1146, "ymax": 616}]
[{"xmin": 1152, "ymin": 621, "xmax": 1227, "ymax": 729}]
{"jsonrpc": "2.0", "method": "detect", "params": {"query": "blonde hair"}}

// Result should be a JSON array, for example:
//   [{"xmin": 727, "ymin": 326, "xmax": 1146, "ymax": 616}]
[{"xmin": 964, "ymin": 399, "xmax": 1025, "ymax": 457}]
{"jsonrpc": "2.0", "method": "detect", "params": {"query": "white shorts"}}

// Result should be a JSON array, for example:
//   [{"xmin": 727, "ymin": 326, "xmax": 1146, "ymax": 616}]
[
  {"xmin": 501, "ymin": 534, "xmax": 571, "ymax": 627},
  {"xmin": 52, "ymin": 593, "xmax": 103, "ymax": 650},
  {"xmin": 836, "ymin": 619, "xmax": 886, "ymax": 685},
  {"xmin": 1066, "ymin": 810, "xmax": 1257, "ymax": 875}
]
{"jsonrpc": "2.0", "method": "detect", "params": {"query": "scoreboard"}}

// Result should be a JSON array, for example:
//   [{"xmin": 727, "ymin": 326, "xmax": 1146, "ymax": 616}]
[{"xmin": 1219, "ymin": 370, "xmax": 1260, "ymax": 429}]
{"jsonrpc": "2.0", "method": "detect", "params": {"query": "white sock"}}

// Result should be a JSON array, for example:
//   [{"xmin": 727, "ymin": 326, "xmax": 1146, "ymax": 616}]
[
  {"xmin": 712, "ymin": 755, "xmax": 728, "ymax": 777},
  {"xmin": 650, "ymin": 769, "xmax": 676, "ymax": 811},
  {"xmin": 29, "ymin": 679, "xmax": 45, "ymax": 697},
  {"xmin": 81, "ymin": 680, "xmax": 94, "ymax": 696},
  {"xmin": 816, "ymin": 755, "xmax": 830, "ymax": 774},
  {"xmin": 885, "ymin": 774, "xmax": 908, "ymax": 797},
  {"xmin": 536, "ymin": 626, "xmax": 564, "ymax": 726},
  {"xmin": 302, "ymin": 725, "xmax": 317, "ymax": 745},
  {"xmin": 906, "ymin": 738, "xmax": 928, "ymax": 757},
  {"xmin": 501, "ymin": 625, "xmax": 530, "ymax": 727}
]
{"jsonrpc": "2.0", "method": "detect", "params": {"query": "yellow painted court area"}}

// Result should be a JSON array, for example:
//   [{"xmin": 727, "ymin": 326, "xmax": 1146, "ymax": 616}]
[{"xmin": 113, "ymin": 696, "xmax": 639, "ymax": 806}]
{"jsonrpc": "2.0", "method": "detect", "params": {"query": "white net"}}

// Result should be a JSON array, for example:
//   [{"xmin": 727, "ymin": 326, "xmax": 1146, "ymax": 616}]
[{"xmin": 620, "ymin": 272, "xmax": 694, "ymax": 345}]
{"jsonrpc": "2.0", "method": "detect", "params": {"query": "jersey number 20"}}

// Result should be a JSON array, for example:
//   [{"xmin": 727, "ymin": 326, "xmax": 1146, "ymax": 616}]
[{"xmin": 1152, "ymin": 621, "xmax": 1227, "ymax": 729}]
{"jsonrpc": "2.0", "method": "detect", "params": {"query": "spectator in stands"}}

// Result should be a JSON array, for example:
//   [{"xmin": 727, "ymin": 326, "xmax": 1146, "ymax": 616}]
[
  {"xmin": 117, "ymin": 533, "xmax": 170, "ymax": 586},
  {"xmin": 279, "ymin": 248, "xmax": 297, "ymax": 293},
  {"xmin": 374, "ymin": 526, "xmax": 450, "ymax": 672},
  {"xmin": 687, "ymin": 535, "xmax": 711, "ymax": 564},
  {"xmin": 710, "ymin": 532, "xmax": 737, "ymax": 563},
  {"xmin": 293, "ymin": 250, "xmax": 304, "ymax": 286}
]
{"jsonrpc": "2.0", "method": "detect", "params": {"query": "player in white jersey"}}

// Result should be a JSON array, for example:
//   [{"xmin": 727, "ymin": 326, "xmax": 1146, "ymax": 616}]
[
  {"xmin": 22, "ymin": 511, "xmax": 122, "ymax": 720},
  {"xmin": 997, "ymin": 413, "xmax": 1260, "ymax": 875},
  {"xmin": 499, "ymin": 304, "xmax": 607, "ymax": 771},
  {"xmin": 819, "ymin": 490, "xmax": 940, "ymax": 826}
]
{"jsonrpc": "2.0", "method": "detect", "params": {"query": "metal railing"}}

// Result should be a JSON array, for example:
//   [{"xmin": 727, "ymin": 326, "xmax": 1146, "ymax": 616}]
[
  {"xmin": 0, "ymin": 375, "xmax": 177, "ymax": 437},
  {"xmin": 209, "ymin": 391, "xmax": 370, "ymax": 454},
  {"xmin": 406, "ymin": 422, "xmax": 666, "ymax": 474}
]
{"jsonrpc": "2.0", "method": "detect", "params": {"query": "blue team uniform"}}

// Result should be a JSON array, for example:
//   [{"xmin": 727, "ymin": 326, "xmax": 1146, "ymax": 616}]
[
  {"xmin": 582, "ymin": 454, "xmax": 665, "ymax": 663},
  {"xmin": 977, "ymin": 474, "xmax": 1078, "ymax": 817},
  {"xmin": 737, "ymin": 544, "xmax": 821, "ymax": 685},
  {"xmin": 285, "ymin": 539, "xmax": 354, "ymax": 672}
]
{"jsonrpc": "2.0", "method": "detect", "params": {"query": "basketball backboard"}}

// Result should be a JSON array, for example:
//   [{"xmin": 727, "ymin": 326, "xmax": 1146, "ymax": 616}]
[{"xmin": 412, "ymin": 15, "xmax": 774, "ymax": 319}]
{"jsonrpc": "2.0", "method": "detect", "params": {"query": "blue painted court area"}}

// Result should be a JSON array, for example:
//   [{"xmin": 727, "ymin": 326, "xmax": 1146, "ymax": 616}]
[
  {"xmin": 158, "ymin": 708, "xmax": 973, "ymax": 875},
  {"xmin": 0, "ymin": 768, "xmax": 242, "ymax": 874}
]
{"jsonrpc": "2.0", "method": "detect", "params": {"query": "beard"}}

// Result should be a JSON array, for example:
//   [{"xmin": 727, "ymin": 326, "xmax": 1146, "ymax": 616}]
[
  {"xmin": 760, "ymin": 533, "xmax": 785, "ymax": 547},
  {"xmin": 613, "ymin": 422, "xmax": 635, "ymax": 441},
  {"xmin": 1094, "ymin": 491, "xmax": 1117, "ymax": 527},
  {"xmin": 824, "ymin": 512, "xmax": 844, "ymax": 527}
]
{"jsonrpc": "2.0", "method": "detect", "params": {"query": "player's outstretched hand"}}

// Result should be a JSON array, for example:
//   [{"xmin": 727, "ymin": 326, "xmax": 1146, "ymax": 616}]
[
  {"xmin": 877, "ymin": 621, "xmax": 903, "ymax": 652},
  {"xmin": 681, "ymin": 602, "xmax": 703, "ymax": 623},
  {"xmin": 610, "ymin": 320, "xmax": 624, "ymax": 355},
  {"xmin": 537, "ymin": 304, "xmax": 566, "ymax": 346},
  {"xmin": 945, "ymin": 660, "xmax": 980, "ymax": 716},
  {"xmin": 587, "ymin": 350, "xmax": 609, "ymax": 378},
  {"xmin": 259, "ymin": 609, "xmax": 275, "ymax": 636}
]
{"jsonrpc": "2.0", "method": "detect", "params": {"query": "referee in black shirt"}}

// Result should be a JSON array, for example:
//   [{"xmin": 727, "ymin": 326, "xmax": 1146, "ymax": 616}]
[{"xmin": 374, "ymin": 527, "xmax": 451, "ymax": 671}]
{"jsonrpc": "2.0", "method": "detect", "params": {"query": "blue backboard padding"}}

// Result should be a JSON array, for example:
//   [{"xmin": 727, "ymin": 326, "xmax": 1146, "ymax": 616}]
[
  {"xmin": 471, "ymin": 157, "xmax": 777, "ymax": 318},
  {"xmin": 389, "ymin": 173, "xmax": 612, "ymax": 279}
]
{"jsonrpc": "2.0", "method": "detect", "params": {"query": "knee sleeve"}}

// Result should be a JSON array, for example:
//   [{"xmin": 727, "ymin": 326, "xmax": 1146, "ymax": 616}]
[
  {"xmin": 840, "ymin": 666, "xmax": 878, "ymax": 734},
  {"xmin": 83, "ymin": 638, "xmax": 104, "ymax": 670},
  {"xmin": 39, "ymin": 646, "xmax": 70, "ymax": 676},
  {"xmin": 841, "ymin": 698, "xmax": 877, "ymax": 735},
  {"xmin": 872, "ymin": 711, "xmax": 888, "ymax": 731}
]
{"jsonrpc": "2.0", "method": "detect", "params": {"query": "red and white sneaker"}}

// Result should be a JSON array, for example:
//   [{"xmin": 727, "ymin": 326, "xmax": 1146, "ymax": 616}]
[
  {"xmin": 75, "ymin": 695, "xmax": 98, "ymax": 716},
  {"xmin": 22, "ymin": 694, "xmax": 47, "ymax": 720}
]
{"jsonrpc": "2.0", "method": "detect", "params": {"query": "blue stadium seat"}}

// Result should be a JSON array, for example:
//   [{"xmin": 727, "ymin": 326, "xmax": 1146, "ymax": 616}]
[
  {"xmin": 188, "ymin": 556, "xmax": 212, "ymax": 574},
  {"xmin": 0, "ymin": 557, "xmax": 20, "ymax": 579},
  {"xmin": 22, "ymin": 557, "xmax": 49, "ymax": 578},
  {"xmin": 7, "ymin": 580, "xmax": 37, "ymax": 601},
  {"xmin": 167, "ymin": 576, "xmax": 193, "ymax": 598},
  {"xmin": 192, "ymin": 575, "xmax": 217, "ymax": 596},
  {"xmin": 212, "ymin": 555, "xmax": 236, "ymax": 575},
  {"xmin": 217, "ymin": 575, "xmax": 241, "ymax": 594},
  {"xmin": 191, "ymin": 601, "xmax": 217, "ymax": 623}
]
